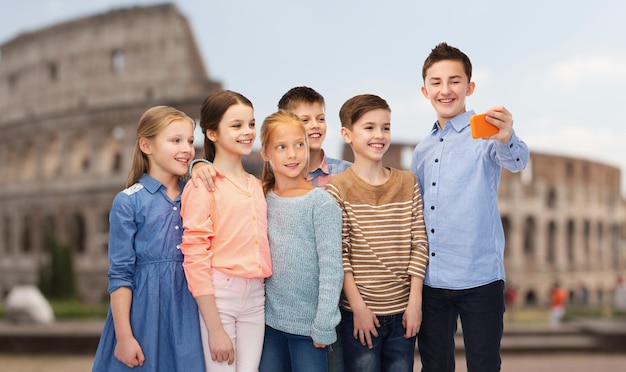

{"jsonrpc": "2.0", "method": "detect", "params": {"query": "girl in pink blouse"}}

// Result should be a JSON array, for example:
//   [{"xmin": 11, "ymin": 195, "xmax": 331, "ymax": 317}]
[{"xmin": 180, "ymin": 90, "xmax": 272, "ymax": 372}]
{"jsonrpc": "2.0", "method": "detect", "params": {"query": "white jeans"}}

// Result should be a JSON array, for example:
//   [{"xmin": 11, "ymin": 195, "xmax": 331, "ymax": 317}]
[{"xmin": 199, "ymin": 270, "xmax": 266, "ymax": 372}]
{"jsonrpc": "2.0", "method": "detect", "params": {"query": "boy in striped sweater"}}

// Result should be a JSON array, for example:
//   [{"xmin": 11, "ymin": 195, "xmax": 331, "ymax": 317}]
[{"xmin": 325, "ymin": 94, "xmax": 429, "ymax": 372}]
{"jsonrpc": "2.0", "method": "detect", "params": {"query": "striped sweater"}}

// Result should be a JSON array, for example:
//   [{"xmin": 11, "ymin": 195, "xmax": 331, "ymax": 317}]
[{"xmin": 326, "ymin": 167, "xmax": 429, "ymax": 315}]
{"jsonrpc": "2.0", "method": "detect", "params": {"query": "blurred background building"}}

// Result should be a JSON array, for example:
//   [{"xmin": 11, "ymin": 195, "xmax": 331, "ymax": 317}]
[
  {"xmin": 0, "ymin": 3, "xmax": 624, "ymax": 306},
  {"xmin": 0, "ymin": 4, "xmax": 221, "ymax": 303},
  {"xmin": 345, "ymin": 144, "xmax": 626, "ymax": 308}
]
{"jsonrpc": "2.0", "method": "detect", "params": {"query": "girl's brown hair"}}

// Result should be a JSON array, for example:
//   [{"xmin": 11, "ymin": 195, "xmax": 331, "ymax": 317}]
[
  {"xmin": 126, "ymin": 106, "xmax": 195, "ymax": 188},
  {"xmin": 260, "ymin": 110, "xmax": 309, "ymax": 195},
  {"xmin": 200, "ymin": 90, "xmax": 253, "ymax": 161}
]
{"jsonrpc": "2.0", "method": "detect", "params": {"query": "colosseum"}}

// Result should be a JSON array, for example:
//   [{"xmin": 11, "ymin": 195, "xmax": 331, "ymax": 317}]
[
  {"xmin": 1, "ymin": 3, "xmax": 625, "ymax": 306},
  {"xmin": 0, "ymin": 4, "xmax": 221, "ymax": 303}
]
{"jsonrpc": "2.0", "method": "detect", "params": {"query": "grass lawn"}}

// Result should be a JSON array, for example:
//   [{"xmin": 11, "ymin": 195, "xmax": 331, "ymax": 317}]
[
  {"xmin": 0, "ymin": 300, "xmax": 109, "ymax": 320},
  {"xmin": 1, "ymin": 300, "xmax": 624, "ymax": 323}
]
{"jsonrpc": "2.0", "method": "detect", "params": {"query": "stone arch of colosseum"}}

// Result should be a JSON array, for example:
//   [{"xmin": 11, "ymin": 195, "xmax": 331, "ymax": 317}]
[
  {"xmin": 499, "ymin": 154, "xmax": 626, "ymax": 308},
  {"xmin": 0, "ymin": 3, "xmax": 221, "ymax": 303}
]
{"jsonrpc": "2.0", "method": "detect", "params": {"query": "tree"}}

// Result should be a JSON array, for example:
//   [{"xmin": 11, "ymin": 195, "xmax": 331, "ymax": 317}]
[{"xmin": 38, "ymin": 236, "xmax": 78, "ymax": 300}]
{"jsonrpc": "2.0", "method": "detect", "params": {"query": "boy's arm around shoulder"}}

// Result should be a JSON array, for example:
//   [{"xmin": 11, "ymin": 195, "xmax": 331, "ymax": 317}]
[{"xmin": 188, "ymin": 159, "xmax": 224, "ymax": 191}]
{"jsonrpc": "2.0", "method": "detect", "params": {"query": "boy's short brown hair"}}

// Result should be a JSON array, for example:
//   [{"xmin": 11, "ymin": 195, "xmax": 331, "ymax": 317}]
[
  {"xmin": 422, "ymin": 42, "xmax": 473, "ymax": 82},
  {"xmin": 277, "ymin": 86, "xmax": 325, "ymax": 111},
  {"xmin": 339, "ymin": 94, "xmax": 390, "ymax": 129}
]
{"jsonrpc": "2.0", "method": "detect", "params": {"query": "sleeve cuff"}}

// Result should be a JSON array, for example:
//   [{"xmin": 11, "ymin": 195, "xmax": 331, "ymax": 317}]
[{"xmin": 188, "ymin": 158, "xmax": 212, "ymax": 179}]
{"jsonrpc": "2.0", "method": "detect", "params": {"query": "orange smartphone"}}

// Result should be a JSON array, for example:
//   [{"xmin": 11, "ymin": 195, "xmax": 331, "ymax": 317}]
[{"xmin": 470, "ymin": 113, "xmax": 499, "ymax": 139}]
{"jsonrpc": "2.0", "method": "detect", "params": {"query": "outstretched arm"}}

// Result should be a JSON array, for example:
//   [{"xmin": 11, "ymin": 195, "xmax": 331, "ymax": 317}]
[
  {"xmin": 483, "ymin": 106, "xmax": 529, "ymax": 173},
  {"xmin": 484, "ymin": 106, "xmax": 513, "ymax": 144}
]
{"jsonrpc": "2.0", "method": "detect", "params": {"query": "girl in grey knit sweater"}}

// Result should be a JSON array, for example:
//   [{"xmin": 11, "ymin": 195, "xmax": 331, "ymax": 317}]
[{"xmin": 258, "ymin": 110, "xmax": 344, "ymax": 372}]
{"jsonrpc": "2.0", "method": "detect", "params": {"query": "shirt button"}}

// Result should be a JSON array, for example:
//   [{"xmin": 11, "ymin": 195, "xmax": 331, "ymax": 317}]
[
  {"xmin": 173, "ymin": 206, "xmax": 178, "ymax": 211},
  {"xmin": 176, "ymin": 245, "xmax": 180, "ymax": 250},
  {"xmin": 439, "ymin": 138, "xmax": 444, "ymax": 142},
  {"xmin": 432, "ymin": 182, "xmax": 436, "ymax": 186},
  {"xmin": 509, "ymin": 143, "xmax": 513, "ymax": 148},
  {"xmin": 430, "ymin": 228, "xmax": 435, "ymax": 233},
  {"xmin": 174, "ymin": 226, "xmax": 180, "ymax": 230},
  {"xmin": 252, "ymin": 215, "xmax": 257, "ymax": 220},
  {"xmin": 434, "ymin": 159, "xmax": 439, "ymax": 163},
  {"xmin": 516, "ymin": 158, "xmax": 520, "ymax": 161},
  {"xmin": 430, "ymin": 206, "xmax": 435, "ymax": 210},
  {"xmin": 431, "ymin": 252, "xmax": 436, "ymax": 257}
]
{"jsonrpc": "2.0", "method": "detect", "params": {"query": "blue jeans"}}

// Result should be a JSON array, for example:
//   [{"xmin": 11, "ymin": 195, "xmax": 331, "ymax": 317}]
[
  {"xmin": 341, "ymin": 310, "xmax": 416, "ymax": 372},
  {"xmin": 259, "ymin": 325, "xmax": 328, "ymax": 372},
  {"xmin": 417, "ymin": 280, "xmax": 504, "ymax": 372},
  {"xmin": 328, "ymin": 324, "xmax": 344, "ymax": 372}
]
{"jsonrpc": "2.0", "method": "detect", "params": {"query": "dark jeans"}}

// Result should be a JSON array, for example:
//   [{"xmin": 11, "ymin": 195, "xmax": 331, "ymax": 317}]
[
  {"xmin": 259, "ymin": 325, "xmax": 328, "ymax": 372},
  {"xmin": 417, "ymin": 280, "xmax": 505, "ymax": 372},
  {"xmin": 341, "ymin": 309, "xmax": 416, "ymax": 372},
  {"xmin": 328, "ymin": 324, "xmax": 344, "ymax": 372}
]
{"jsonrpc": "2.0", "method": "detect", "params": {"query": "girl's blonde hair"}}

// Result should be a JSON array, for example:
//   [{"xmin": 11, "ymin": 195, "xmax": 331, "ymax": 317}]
[
  {"xmin": 126, "ymin": 106, "xmax": 195, "ymax": 188},
  {"xmin": 260, "ymin": 110, "xmax": 309, "ymax": 195}
]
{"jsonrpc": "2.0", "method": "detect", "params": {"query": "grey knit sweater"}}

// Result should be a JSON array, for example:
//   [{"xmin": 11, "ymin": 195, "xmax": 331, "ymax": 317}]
[{"xmin": 265, "ymin": 187, "xmax": 343, "ymax": 345}]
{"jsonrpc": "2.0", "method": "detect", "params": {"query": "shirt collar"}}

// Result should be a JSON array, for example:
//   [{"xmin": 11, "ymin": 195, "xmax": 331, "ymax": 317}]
[
  {"xmin": 431, "ymin": 110, "xmax": 476, "ymax": 134},
  {"xmin": 139, "ymin": 173, "xmax": 163, "ymax": 194},
  {"xmin": 311, "ymin": 150, "xmax": 330, "ymax": 175}
]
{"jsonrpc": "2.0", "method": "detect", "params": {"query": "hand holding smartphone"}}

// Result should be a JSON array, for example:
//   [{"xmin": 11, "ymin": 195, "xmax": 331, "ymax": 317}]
[{"xmin": 470, "ymin": 113, "xmax": 499, "ymax": 139}]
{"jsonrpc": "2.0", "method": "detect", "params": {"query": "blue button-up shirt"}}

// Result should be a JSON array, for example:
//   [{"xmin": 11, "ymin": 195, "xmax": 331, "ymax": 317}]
[
  {"xmin": 410, "ymin": 110, "xmax": 529, "ymax": 290},
  {"xmin": 107, "ymin": 174, "xmax": 186, "ymax": 293}
]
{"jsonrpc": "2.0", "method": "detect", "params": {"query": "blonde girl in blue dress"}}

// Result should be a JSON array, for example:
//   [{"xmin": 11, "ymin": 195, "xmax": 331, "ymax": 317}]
[{"xmin": 92, "ymin": 106, "xmax": 205, "ymax": 371}]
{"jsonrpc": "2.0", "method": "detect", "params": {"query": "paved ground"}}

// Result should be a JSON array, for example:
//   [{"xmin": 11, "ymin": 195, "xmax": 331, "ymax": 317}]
[
  {"xmin": 2, "ymin": 353, "xmax": 626, "ymax": 372},
  {"xmin": 2, "ymin": 318, "xmax": 626, "ymax": 371},
  {"xmin": 422, "ymin": 354, "xmax": 626, "ymax": 372}
]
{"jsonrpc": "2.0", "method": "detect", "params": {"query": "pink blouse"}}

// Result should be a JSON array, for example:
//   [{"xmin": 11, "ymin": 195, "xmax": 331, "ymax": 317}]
[{"xmin": 180, "ymin": 174, "xmax": 272, "ymax": 297}]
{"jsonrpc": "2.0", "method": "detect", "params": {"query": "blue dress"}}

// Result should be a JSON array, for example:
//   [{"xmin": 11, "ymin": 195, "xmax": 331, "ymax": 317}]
[{"xmin": 93, "ymin": 174, "xmax": 205, "ymax": 371}]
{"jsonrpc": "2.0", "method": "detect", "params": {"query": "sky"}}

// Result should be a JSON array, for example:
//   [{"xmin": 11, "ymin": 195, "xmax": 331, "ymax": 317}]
[{"xmin": 3, "ymin": 0, "xmax": 626, "ymax": 192}]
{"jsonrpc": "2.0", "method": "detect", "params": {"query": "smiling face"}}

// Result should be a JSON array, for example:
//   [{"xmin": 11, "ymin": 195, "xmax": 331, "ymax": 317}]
[
  {"xmin": 342, "ymin": 108, "xmax": 391, "ymax": 164},
  {"xmin": 140, "ymin": 118, "xmax": 195, "ymax": 183},
  {"xmin": 290, "ymin": 102, "xmax": 327, "ymax": 153},
  {"xmin": 262, "ymin": 121, "xmax": 309, "ymax": 181},
  {"xmin": 421, "ymin": 59, "xmax": 475, "ymax": 128},
  {"xmin": 208, "ymin": 103, "xmax": 256, "ymax": 158}
]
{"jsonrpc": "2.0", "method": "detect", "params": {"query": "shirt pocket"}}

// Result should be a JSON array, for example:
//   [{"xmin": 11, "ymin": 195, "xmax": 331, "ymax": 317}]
[{"xmin": 441, "ymin": 146, "xmax": 483, "ymax": 184}]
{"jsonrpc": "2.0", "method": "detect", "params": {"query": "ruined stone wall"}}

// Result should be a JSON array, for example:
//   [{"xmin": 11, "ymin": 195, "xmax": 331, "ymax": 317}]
[
  {"xmin": 0, "ymin": 4, "xmax": 221, "ymax": 303},
  {"xmin": 500, "ymin": 153, "xmax": 626, "ymax": 308}
]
